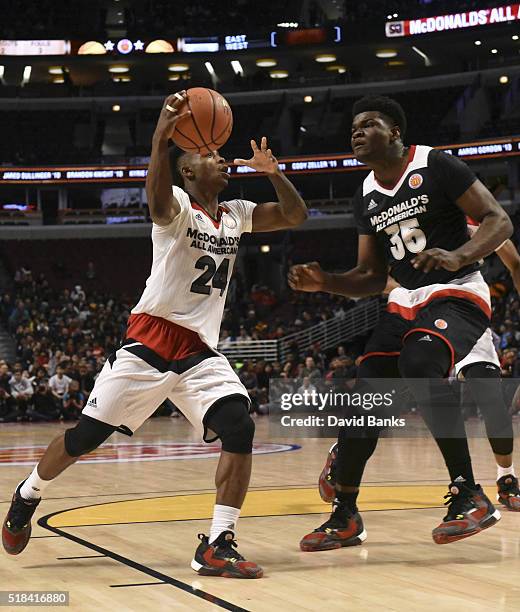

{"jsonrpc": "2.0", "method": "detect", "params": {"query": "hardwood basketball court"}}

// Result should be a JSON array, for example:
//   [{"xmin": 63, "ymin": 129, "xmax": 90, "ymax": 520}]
[{"xmin": 2, "ymin": 417, "xmax": 520, "ymax": 611}]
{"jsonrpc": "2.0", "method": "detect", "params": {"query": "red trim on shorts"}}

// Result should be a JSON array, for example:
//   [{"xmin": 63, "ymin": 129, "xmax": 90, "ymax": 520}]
[
  {"xmin": 375, "ymin": 145, "xmax": 416, "ymax": 190},
  {"xmin": 126, "ymin": 313, "xmax": 208, "ymax": 361},
  {"xmin": 387, "ymin": 288, "xmax": 491, "ymax": 320},
  {"xmin": 358, "ymin": 351, "xmax": 401, "ymax": 364},
  {"xmin": 191, "ymin": 202, "xmax": 229, "ymax": 229},
  {"xmin": 403, "ymin": 328, "xmax": 455, "ymax": 372}
]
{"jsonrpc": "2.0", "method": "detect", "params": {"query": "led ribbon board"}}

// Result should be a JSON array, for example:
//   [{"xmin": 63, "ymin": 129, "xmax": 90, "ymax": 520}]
[{"xmin": 386, "ymin": 3, "xmax": 520, "ymax": 37}]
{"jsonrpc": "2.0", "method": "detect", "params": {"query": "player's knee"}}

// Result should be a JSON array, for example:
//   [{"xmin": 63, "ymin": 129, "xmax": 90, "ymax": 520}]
[
  {"xmin": 205, "ymin": 396, "xmax": 255, "ymax": 454},
  {"xmin": 64, "ymin": 415, "xmax": 116, "ymax": 457}
]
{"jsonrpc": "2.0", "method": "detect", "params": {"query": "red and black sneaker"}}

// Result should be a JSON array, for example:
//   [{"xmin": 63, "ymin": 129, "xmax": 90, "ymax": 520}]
[
  {"xmin": 300, "ymin": 500, "xmax": 367, "ymax": 552},
  {"xmin": 318, "ymin": 442, "xmax": 338, "ymax": 504},
  {"xmin": 191, "ymin": 531, "xmax": 263, "ymax": 579},
  {"xmin": 432, "ymin": 478, "xmax": 501, "ymax": 544},
  {"xmin": 497, "ymin": 474, "xmax": 520, "ymax": 511},
  {"xmin": 2, "ymin": 482, "xmax": 40, "ymax": 555}
]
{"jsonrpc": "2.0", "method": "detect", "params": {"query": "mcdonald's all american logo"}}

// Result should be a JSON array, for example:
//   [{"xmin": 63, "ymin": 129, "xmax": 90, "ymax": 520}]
[
  {"xmin": 0, "ymin": 442, "xmax": 299, "ymax": 466},
  {"xmin": 434, "ymin": 319, "xmax": 448, "ymax": 330},
  {"xmin": 408, "ymin": 173, "xmax": 423, "ymax": 189}
]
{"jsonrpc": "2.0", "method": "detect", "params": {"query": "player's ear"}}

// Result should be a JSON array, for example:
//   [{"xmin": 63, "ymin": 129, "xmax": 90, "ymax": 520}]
[
  {"xmin": 181, "ymin": 163, "xmax": 195, "ymax": 182},
  {"xmin": 390, "ymin": 125, "xmax": 401, "ymax": 143}
]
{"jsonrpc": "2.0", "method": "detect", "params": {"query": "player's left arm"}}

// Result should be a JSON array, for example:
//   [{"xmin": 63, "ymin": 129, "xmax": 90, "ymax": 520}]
[
  {"xmin": 412, "ymin": 152, "xmax": 512, "ymax": 273},
  {"xmin": 496, "ymin": 239, "xmax": 520, "ymax": 293},
  {"xmin": 234, "ymin": 137, "xmax": 308, "ymax": 232}
]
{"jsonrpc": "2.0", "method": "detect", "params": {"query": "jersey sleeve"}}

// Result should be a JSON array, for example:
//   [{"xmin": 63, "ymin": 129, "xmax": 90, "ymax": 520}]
[
  {"xmin": 232, "ymin": 199, "xmax": 257, "ymax": 234},
  {"xmin": 353, "ymin": 187, "xmax": 374, "ymax": 235},
  {"xmin": 429, "ymin": 150, "xmax": 477, "ymax": 201},
  {"xmin": 151, "ymin": 186, "xmax": 191, "ymax": 238}
]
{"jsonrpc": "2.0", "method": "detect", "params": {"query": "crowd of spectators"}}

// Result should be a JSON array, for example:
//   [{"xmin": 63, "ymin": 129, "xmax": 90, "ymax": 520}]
[{"xmin": 1, "ymin": 244, "xmax": 520, "ymax": 423}]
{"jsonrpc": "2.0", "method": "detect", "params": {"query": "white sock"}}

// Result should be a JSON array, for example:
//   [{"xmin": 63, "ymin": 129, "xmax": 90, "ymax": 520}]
[
  {"xmin": 497, "ymin": 463, "xmax": 516, "ymax": 480},
  {"xmin": 209, "ymin": 504, "xmax": 240, "ymax": 544},
  {"xmin": 19, "ymin": 466, "xmax": 51, "ymax": 500}
]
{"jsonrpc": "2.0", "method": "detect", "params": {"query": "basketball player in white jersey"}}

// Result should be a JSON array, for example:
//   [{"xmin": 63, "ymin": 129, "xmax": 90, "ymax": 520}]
[{"xmin": 2, "ymin": 91, "xmax": 308, "ymax": 579}]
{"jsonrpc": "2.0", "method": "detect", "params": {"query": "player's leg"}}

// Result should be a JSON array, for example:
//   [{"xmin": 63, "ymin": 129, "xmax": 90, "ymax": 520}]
[
  {"xmin": 172, "ymin": 356, "xmax": 262, "ymax": 578},
  {"xmin": 399, "ymin": 333, "xmax": 500, "ymax": 543},
  {"xmin": 2, "ymin": 414, "xmax": 116, "ymax": 555},
  {"xmin": 462, "ymin": 361, "xmax": 520, "ymax": 511},
  {"xmin": 190, "ymin": 395, "xmax": 261, "ymax": 579},
  {"xmin": 301, "ymin": 354, "xmax": 399, "ymax": 552},
  {"xmin": 2, "ymin": 350, "xmax": 173, "ymax": 555}
]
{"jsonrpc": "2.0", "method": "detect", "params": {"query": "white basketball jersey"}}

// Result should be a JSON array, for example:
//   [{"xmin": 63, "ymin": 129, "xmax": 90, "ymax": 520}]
[{"xmin": 132, "ymin": 186, "xmax": 256, "ymax": 348}]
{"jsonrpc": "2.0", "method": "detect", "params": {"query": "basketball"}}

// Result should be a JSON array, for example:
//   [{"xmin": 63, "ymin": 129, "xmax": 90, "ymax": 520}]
[{"xmin": 171, "ymin": 87, "xmax": 233, "ymax": 155}]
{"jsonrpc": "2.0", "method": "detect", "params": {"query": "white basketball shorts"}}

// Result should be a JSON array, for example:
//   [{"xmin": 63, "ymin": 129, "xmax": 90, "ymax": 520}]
[
  {"xmin": 82, "ymin": 345, "xmax": 250, "ymax": 441},
  {"xmin": 454, "ymin": 327, "xmax": 500, "ymax": 377}
]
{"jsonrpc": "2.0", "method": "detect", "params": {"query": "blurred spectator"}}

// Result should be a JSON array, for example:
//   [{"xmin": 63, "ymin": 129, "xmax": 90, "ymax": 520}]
[
  {"xmin": 49, "ymin": 365, "xmax": 72, "ymax": 404},
  {"xmin": 62, "ymin": 380, "xmax": 85, "ymax": 421},
  {"xmin": 301, "ymin": 356, "xmax": 322, "ymax": 382},
  {"xmin": 27, "ymin": 383, "xmax": 60, "ymax": 422},
  {"xmin": 297, "ymin": 376, "xmax": 317, "ymax": 395},
  {"xmin": 9, "ymin": 369, "xmax": 33, "ymax": 420}
]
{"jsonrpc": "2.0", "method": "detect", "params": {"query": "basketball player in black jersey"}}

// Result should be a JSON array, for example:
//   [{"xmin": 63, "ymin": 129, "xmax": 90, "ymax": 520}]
[{"xmin": 289, "ymin": 96, "xmax": 513, "ymax": 548}]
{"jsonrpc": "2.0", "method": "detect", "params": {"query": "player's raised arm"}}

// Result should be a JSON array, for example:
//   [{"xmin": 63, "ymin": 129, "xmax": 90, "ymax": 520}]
[
  {"xmin": 233, "ymin": 137, "xmax": 308, "ymax": 231},
  {"xmin": 288, "ymin": 234, "xmax": 387, "ymax": 297},
  {"xmin": 146, "ymin": 92, "xmax": 191, "ymax": 226}
]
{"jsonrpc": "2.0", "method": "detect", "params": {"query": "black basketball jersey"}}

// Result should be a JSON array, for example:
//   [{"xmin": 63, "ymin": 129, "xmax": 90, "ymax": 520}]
[{"xmin": 354, "ymin": 145, "xmax": 478, "ymax": 289}]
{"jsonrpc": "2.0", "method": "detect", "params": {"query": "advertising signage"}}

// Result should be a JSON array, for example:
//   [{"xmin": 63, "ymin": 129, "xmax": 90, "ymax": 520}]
[{"xmin": 386, "ymin": 3, "xmax": 520, "ymax": 37}]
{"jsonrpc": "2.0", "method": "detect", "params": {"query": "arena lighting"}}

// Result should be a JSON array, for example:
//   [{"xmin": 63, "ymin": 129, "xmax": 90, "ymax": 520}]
[
  {"xmin": 475, "ymin": 40, "xmax": 482, "ymax": 45},
  {"xmin": 52, "ymin": 76, "xmax": 64, "ymax": 83},
  {"xmin": 48, "ymin": 66, "xmax": 63, "ymax": 74},
  {"xmin": 411, "ymin": 46, "xmax": 431, "ymax": 66},
  {"xmin": 387, "ymin": 4, "xmax": 520, "ymax": 37},
  {"xmin": 491, "ymin": 48, "xmax": 498, "ymax": 53},
  {"xmin": 204, "ymin": 61, "xmax": 216, "ymax": 76},
  {"xmin": 145, "ymin": 39, "xmax": 174, "ymax": 53},
  {"xmin": 22, "ymin": 65, "xmax": 31, "ymax": 85},
  {"xmin": 113, "ymin": 75, "xmax": 131, "ymax": 82},
  {"xmin": 168, "ymin": 63, "xmax": 189, "ymax": 72},
  {"xmin": 277, "ymin": 22, "xmax": 298, "ymax": 27},
  {"xmin": 260, "ymin": 245, "xmax": 271, "ymax": 253},
  {"xmin": 376, "ymin": 49, "xmax": 397, "ymax": 58},
  {"xmin": 269, "ymin": 69, "xmax": 289, "ymax": 78},
  {"xmin": 326, "ymin": 64, "xmax": 346, "ymax": 72},
  {"xmin": 304, "ymin": 95, "xmax": 313, "ymax": 103},
  {"xmin": 513, "ymin": 34, "xmax": 520, "ymax": 39},
  {"xmin": 256, "ymin": 58, "xmax": 277, "ymax": 67},
  {"xmin": 315, "ymin": 53, "xmax": 336, "ymax": 62},
  {"xmin": 0, "ymin": 66, "xmax": 4, "ymax": 80},
  {"xmin": 499, "ymin": 75, "xmax": 509, "ymax": 83},
  {"xmin": 168, "ymin": 74, "xmax": 180, "ymax": 81},
  {"xmin": 230, "ymin": 60, "xmax": 244, "ymax": 75},
  {"xmin": 387, "ymin": 60, "xmax": 405, "ymax": 66},
  {"xmin": 108, "ymin": 65, "xmax": 129, "ymax": 73},
  {"xmin": 77, "ymin": 41, "xmax": 106, "ymax": 55},
  {"xmin": 112, "ymin": 104, "xmax": 121, "ymax": 112}
]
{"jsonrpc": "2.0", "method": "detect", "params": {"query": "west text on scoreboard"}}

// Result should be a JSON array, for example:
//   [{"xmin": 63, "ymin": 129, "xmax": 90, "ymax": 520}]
[
  {"xmin": 386, "ymin": 3, "xmax": 520, "ymax": 37},
  {"xmin": 0, "ymin": 138, "xmax": 517, "ymax": 184}
]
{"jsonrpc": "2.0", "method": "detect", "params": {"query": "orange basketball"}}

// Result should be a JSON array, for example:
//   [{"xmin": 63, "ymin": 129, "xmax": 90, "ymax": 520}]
[{"xmin": 171, "ymin": 87, "xmax": 233, "ymax": 155}]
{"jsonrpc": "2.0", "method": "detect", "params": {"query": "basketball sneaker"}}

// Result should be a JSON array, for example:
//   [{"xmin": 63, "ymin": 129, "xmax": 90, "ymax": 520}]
[
  {"xmin": 300, "ymin": 499, "xmax": 367, "ymax": 552},
  {"xmin": 318, "ymin": 442, "xmax": 338, "ymax": 503},
  {"xmin": 2, "ymin": 482, "xmax": 41, "ymax": 555},
  {"xmin": 432, "ymin": 478, "xmax": 501, "ymax": 544},
  {"xmin": 191, "ymin": 531, "xmax": 263, "ymax": 578},
  {"xmin": 496, "ymin": 474, "xmax": 520, "ymax": 511}
]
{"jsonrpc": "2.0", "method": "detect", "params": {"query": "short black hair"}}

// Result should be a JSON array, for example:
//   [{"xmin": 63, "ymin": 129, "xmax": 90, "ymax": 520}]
[
  {"xmin": 352, "ymin": 96, "xmax": 407, "ymax": 137},
  {"xmin": 168, "ymin": 145, "xmax": 190, "ymax": 187}
]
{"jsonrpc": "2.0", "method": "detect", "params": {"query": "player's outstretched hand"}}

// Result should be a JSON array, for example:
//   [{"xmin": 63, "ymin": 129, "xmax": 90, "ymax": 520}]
[
  {"xmin": 233, "ymin": 137, "xmax": 279, "ymax": 175},
  {"xmin": 288, "ymin": 262, "xmax": 326, "ymax": 292},
  {"xmin": 153, "ymin": 91, "xmax": 191, "ymax": 142},
  {"xmin": 411, "ymin": 248, "xmax": 462, "ymax": 273}
]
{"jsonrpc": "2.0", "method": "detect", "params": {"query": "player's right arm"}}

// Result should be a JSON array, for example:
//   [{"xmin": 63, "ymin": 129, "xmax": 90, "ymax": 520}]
[
  {"xmin": 147, "ymin": 92, "xmax": 191, "ymax": 226},
  {"xmin": 288, "ymin": 234, "xmax": 388, "ymax": 297},
  {"xmin": 496, "ymin": 239, "xmax": 520, "ymax": 293}
]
